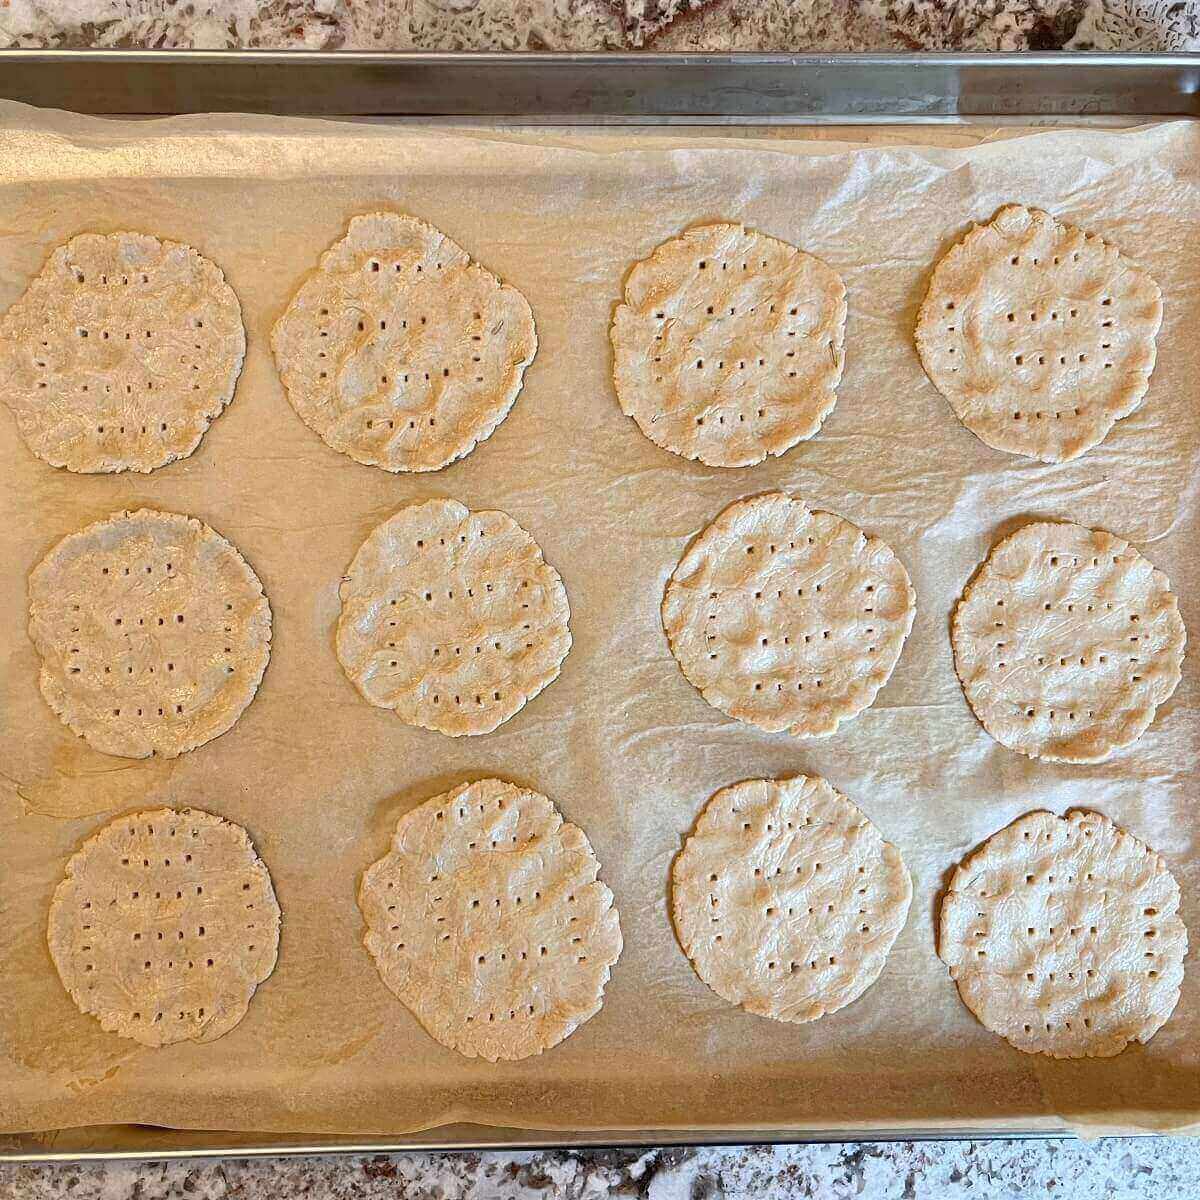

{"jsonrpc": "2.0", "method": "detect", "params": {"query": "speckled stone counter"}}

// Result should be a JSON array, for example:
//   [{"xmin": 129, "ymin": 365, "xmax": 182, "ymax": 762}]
[
  {"xmin": 3, "ymin": 1, "xmax": 1199, "ymax": 1194},
  {"xmin": 4, "ymin": 1138, "xmax": 1200, "ymax": 1198},
  {"xmin": 1, "ymin": 0, "xmax": 1197, "ymax": 51}
]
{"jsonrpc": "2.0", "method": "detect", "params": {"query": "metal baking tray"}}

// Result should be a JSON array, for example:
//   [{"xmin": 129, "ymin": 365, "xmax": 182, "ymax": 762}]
[
  {"xmin": 2, "ymin": 1124, "xmax": 1061, "ymax": 1161},
  {"xmin": 0, "ymin": 49, "xmax": 1192, "ymax": 1161},
  {"xmin": 0, "ymin": 50, "xmax": 1197, "ymax": 121}
]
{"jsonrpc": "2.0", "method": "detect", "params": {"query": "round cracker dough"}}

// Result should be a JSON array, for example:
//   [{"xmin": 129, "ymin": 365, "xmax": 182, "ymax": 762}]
[
  {"xmin": 662, "ymin": 493, "xmax": 915, "ymax": 738},
  {"xmin": 672, "ymin": 776, "xmax": 911, "ymax": 1023},
  {"xmin": 0, "ymin": 232, "xmax": 245, "ymax": 474},
  {"xmin": 359, "ymin": 778, "xmax": 622, "ymax": 1061},
  {"xmin": 48, "ymin": 807, "xmax": 280, "ymax": 1047},
  {"xmin": 29, "ymin": 509, "xmax": 272, "ymax": 759},
  {"xmin": 336, "ymin": 498, "xmax": 570, "ymax": 737},
  {"xmin": 915, "ymin": 205, "xmax": 1162, "ymax": 463},
  {"xmin": 939, "ymin": 809, "xmax": 1186, "ymax": 1059},
  {"xmin": 611, "ymin": 223, "xmax": 847, "ymax": 468},
  {"xmin": 952, "ymin": 521, "xmax": 1184, "ymax": 763},
  {"xmin": 271, "ymin": 213, "xmax": 537, "ymax": 473}
]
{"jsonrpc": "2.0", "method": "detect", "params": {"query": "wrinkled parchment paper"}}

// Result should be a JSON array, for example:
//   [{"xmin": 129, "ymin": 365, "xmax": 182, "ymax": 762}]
[{"xmin": 1, "ymin": 103, "xmax": 1198, "ymax": 1141}]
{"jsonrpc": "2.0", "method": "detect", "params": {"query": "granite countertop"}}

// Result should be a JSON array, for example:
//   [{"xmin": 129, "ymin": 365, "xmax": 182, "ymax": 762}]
[
  {"xmin": 0, "ymin": 0, "xmax": 1196, "ymax": 52},
  {"xmin": 3, "ymin": 2, "xmax": 1199, "ymax": 1196},
  {"xmin": 4, "ymin": 1138, "xmax": 1200, "ymax": 1198}
]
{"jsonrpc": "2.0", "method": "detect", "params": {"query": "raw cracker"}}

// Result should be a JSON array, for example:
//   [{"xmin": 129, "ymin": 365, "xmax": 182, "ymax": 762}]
[
  {"xmin": 271, "ymin": 213, "xmax": 537, "ymax": 473},
  {"xmin": 359, "ymin": 778, "xmax": 622, "ymax": 1061},
  {"xmin": 939, "ymin": 809, "xmax": 1186, "ymax": 1059},
  {"xmin": 48, "ymin": 807, "xmax": 280, "ymax": 1047},
  {"xmin": 662, "ymin": 493, "xmax": 914, "ymax": 738},
  {"xmin": 336, "ymin": 498, "xmax": 570, "ymax": 737},
  {"xmin": 0, "ymin": 232, "xmax": 245, "ymax": 474},
  {"xmin": 952, "ymin": 521, "xmax": 1184, "ymax": 763},
  {"xmin": 610, "ymin": 223, "xmax": 846, "ymax": 468},
  {"xmin": 29, "ymin": 509, "xmax": 272, "ymax": 759},
  {"xmin": 672, "ymin": 776, "xmax": 911, "ymax": 1023},
  {"xmin": 915, "ymin": 205, "xmax": 1162, "ymax": 463}
]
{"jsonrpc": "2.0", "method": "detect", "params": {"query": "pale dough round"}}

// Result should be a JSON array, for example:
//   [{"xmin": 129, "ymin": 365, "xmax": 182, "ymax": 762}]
[
  {"xmin": 952, "ymin": 521, "xmax": 1184, "ymax": 763},
  {"xmin": 672, "ymin": 776, "xmax": 911, "ymax": 1023},
  {"xmin": 0, "ymin": 232, "xmax": 245, "ymax": 474},
  {"xmin": 29, "ymin": 509, "xmax": 272, "ymax": 759},
  {"xmin": 48, "ymin": 807, "xmax": 280, "ymax": 1047},
  {"xmin": 940, "ymin": 809, "xmax": 1186, "ymax": 1059},
  {"xmin": 336, "ymin": 498, "xmax": 570, "ymax": 737},
  {"xmin": 359, "ymin": 778, "xmax": 623, "ymax": 1061},
  {"xmin": 271, "ymin": 213, "xmax": 537, "ymax": 473},
  {"xmin": 916, "ymin": 205, "xmax": 1162, "ymax": 463},
  {"xmin": 662, "ymin": 493, "xmax": 915, "ymax": 738},
  {"xmin": 611, "ymin": 223, "xmax": 847, "ymax": 468}
]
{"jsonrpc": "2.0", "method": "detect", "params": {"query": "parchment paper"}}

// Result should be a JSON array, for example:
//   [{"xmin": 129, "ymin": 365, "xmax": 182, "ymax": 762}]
[{"xmin": 1, "ymin": 102, "xmax": 1199, "ymax": 1141}]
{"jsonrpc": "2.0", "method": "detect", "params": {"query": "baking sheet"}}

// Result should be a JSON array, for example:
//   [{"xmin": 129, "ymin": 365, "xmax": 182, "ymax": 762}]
[
  {"xmin": 5, "ymin": 52, "xmax": 1200, "ymax": 121},
  {"xmin": 1, "ymin": 103, "xmax": 1199, "ymax": 1141}
]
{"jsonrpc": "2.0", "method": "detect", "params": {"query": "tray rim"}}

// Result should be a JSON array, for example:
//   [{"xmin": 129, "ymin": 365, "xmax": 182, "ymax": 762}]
[
  {"xmin": 1, "ymin": 49, "xmax": 1199, "ymax": 121},
  {"xmin": 1, "ymin": 1125, "xmax": 1071, "ymax": 1162}
]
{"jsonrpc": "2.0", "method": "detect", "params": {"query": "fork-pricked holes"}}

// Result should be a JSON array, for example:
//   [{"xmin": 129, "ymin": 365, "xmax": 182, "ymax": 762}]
[
  {"xmin": 29, "ymin": 510, "xmax": 271, "ymax": 759},
  {"xmin": 47, "ymin": 807, "xmax": 280, "ymax": 1046}
]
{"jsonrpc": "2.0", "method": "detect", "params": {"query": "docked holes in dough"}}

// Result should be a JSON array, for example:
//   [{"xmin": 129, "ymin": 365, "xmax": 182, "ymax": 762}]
[
  {"xmin": 359, "ymin": 778, "xmax": 621, "ymax": 1061},
  {"xmin": 611, "ymin": 223, "xmax": 846, "ymax": 467},
  {"xmin": 951, "ymin": 521, "xmax": 1183, "ymax": 763},
  {"xmin": 0, "ymin": 232, "xmax": 245, "ymax": 473},
  {"xmin": 271, "ymin": 213, "xmax": 536, "ymax": 473},
  {"xmin": 48, "ymin": 807, "xmax": 280, "ymax": 1047},
  {"xmin": 662, "ymin": 493, "xmax": 914, "ymax": 738},
  {"xmin": 335, "ymin": 499, "xmax": 569, "ymax": 737},
  {"xmin": 915, "ymin": 205, "xmax": 1161, "ymax": 462},
  {"xmin": 672, "ymin": 776, "xmax": 911, "ymax": 1023},
  {"xmin": 28, "ymin": 509, "xmax": 271, "ymax": 759},
  {"xmin": 939, "ymin": 809, "xmax": 1185, "ymax": 1058}
]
